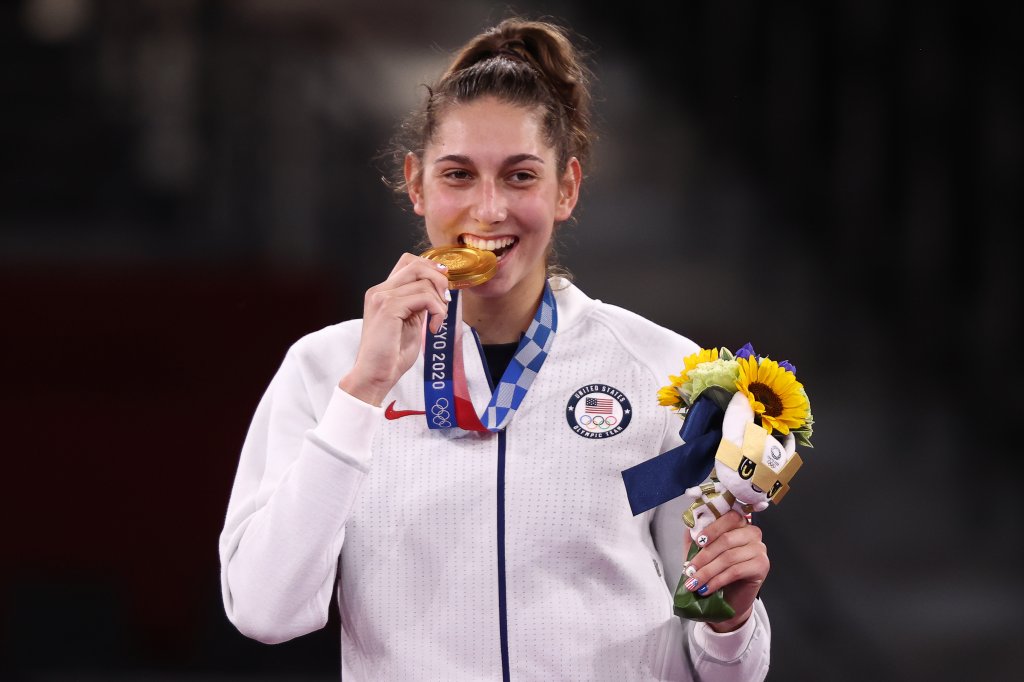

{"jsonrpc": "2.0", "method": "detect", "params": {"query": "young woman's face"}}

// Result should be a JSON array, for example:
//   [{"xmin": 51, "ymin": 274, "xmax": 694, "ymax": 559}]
[{"xmin": 407, "ymin": 97, "xmax": 580, "ymax": 300}]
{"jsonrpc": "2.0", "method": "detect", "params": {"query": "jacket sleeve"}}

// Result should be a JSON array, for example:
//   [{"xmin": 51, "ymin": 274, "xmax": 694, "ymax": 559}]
[
  {"xmin": 682, "ymin": 599, "xmax": 771, "ymax": 681},
  {"xmin": 218, "ymin": 344, "xmax": 382, "ymax": 644}
]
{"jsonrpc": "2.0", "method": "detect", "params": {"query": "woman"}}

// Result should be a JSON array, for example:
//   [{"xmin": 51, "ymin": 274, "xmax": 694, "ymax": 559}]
[{"xmin": 220, "ymin": 18, "xmax": 771, "ymax": 681}]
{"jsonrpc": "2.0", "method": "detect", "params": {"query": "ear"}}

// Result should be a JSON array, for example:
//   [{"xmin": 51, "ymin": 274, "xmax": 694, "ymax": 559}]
[
  {"xmin": 404, "ymin": 152, "xmax": 426, "ymax": 216},
  {"xmin": 555, "ymin": 156, "xmax": 582, "ymax": 222}
]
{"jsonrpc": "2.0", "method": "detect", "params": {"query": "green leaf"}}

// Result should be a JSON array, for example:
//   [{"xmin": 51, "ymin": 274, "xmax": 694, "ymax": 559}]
[{"xmin": 698, "ymin": 385, "xmax": 735, "ymax": 413}]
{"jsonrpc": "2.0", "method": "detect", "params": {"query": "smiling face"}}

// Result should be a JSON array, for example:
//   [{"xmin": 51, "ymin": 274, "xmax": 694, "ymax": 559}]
[{"xmin": 406, "ymin": 97, "xmax": 581, "ymax": 303}]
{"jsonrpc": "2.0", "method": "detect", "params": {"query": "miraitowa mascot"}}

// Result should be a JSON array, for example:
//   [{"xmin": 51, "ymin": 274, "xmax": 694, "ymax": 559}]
[
  {"xmin": 621, "ymin": 388, "xmax": 804, "ymax": 621},
  {"xmin": 687, "ymin": 391, "xmax": 802, "ymax": 537}
]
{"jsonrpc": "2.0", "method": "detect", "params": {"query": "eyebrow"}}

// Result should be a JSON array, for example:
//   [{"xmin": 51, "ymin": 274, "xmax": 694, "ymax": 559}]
[{"xmin": 433, "ymin": 153, "xmax": 545, "ymax": 166}]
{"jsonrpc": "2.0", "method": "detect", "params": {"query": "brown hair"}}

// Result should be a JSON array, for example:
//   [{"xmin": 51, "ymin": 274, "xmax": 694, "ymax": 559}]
[{"xmin": 390, "ymin": 18, "xmax": 595, "ymax": 194}]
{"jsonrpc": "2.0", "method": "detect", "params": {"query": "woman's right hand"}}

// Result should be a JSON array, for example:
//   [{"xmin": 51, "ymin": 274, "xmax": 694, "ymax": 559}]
[{"xmin": 338, "ymin": 253, "xmax": 450, "ymax": 406}]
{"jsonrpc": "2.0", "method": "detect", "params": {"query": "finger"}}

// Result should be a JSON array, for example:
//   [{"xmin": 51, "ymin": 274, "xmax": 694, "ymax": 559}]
[
  {"xmin": 691, "ymin": 520, "xmax": 761, "ymax": 569},
  {"xmin": 428, "ymin": 310, "xmax": 446, "ymax": 334},
  {"xmin": 691, "ymin": 510, "xmax": 749, "ymax": 551},
  {"xmin": 685, "ymin": 521, "xmax": 760, "ymax": 593},
  {"xmin": 385, "ymin": 253, "xmax": 451, "ymax": 299},
  {"xmin": 699, "ymin": 538, "xmax": 766, "ymax": 581},
  {"xmin": 368, "ymin": 283, "xmax": 448, "ymax": 323},
  {"xmin": 682, "ymin": 523, "xmax": 760, "ymax": 587},
  {"xmin": 369, "ymin": 276, "xmax": 449, "ymax": 309},
  {"xmin": 387, "ymin": 251, "xmax": 428, "ymax": 277},
  {"xmin": 685, "ymin": 546, "xmax": 769, "ymax": 597},
  {"xmin": 681, "ymin": 527, "xmax": 767, "ymax": 591}
]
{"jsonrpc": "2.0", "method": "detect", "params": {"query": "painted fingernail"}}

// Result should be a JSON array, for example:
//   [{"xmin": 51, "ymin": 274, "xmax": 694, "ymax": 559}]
[
  {"xmin": 684, "ymin": 577, "xmax": 699, "ymax": 591},
  {"xmin": 696, "ymin": 534, "xmax": 708, "ymax": 547},
  {"xmin": 444, "ymin": 289, "xmax": 452, "ymax": 302},
  {"xmin": 697, "ymin": 583, "xmax": 709, "ymax": 595},
  {"xmin": 684, "ymin": 565, "xmax": 697, "ymax": 578}
]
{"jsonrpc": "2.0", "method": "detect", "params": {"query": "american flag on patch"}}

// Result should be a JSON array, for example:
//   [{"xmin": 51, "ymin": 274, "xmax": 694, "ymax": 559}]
[{"xmin": 585, "ymin": 397, "xmax": 614, "ymax": 414}]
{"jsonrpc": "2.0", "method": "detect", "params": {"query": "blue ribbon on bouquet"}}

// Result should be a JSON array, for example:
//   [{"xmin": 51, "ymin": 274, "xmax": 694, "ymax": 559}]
[{"xmin": 620, "ymin": 396, "xmax": 726, "ymax": 516}]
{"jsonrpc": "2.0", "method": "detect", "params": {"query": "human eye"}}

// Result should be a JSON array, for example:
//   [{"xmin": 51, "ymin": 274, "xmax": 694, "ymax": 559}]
[
  {"xmin": 440, "ymin": 168, "xmax": 473, "ymax": 183},
  {"xmin": 506, "ymin": 169, "xmax": 539, "ymax": 185}
]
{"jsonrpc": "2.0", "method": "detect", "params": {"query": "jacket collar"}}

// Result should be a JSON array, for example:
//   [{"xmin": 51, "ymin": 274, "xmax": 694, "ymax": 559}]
[{"xmin": 549, "ymin": 276, "xmax": 597, "ymax": 335}]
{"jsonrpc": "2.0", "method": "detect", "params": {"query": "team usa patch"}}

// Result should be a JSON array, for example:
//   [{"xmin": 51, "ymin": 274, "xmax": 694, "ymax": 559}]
[{"xmin": 566, "ymin": 384, "xmax": 632, "ymax": 439}]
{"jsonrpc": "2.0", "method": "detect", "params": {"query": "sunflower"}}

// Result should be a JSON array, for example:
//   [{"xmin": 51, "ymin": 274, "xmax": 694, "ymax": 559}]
[
  {"xmin": 657, "ymin": 384, "xmax": 684, "ymax": 408},
  {"xmin": 735, "ymin": 355, "xmax": 809, "ymax": 436},
  {"xmin": 658, "ymin": 348, "xmax": 720, "ymax": 410}
]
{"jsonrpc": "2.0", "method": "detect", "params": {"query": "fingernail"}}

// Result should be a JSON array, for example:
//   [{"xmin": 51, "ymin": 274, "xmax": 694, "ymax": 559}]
[
  {"xmin": 444, "ymin": 289, "xmax": 452, "ymax": 302},
  {"xmin": 684, "ymin": 565, "xmax": 697, "ymax": 578},
  {"xmin": 697, "ymin": 583, "xmax": 709, "ymax": 595},
  {"xmin": 436, "ymin": 262, "xmax": 448, "ymax": 270},
  {"xmin": 684, "ymin": 577, "xmax": 699, "ymax": 592},
  {"xmin": 696, "ymin": 534, "xmax": 708, "ymax": 547}
]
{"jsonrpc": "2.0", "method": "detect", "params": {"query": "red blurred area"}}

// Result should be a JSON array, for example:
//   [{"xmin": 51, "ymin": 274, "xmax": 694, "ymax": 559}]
[{"xmin": 0, "ymin": 266, "xmax": 341, "ymax": 661}]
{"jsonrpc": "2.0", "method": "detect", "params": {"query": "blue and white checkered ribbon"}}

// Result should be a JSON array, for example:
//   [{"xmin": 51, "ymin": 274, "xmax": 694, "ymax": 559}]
[{"xmin": 482, "ymin": 283, "xmax": 557, "ymax": 431}]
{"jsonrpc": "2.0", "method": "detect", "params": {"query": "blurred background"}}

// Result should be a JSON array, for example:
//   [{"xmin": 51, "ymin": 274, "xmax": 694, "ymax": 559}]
[{"xmin": 2, "ymin": 0, "xmax": 1021, "ymax": 680}]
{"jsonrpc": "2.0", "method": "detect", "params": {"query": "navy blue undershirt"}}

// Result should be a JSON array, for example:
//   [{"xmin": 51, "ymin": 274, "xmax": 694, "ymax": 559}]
[{"xmin": 481, "ymin": 341, "xmax": 520, "ymax": 389}]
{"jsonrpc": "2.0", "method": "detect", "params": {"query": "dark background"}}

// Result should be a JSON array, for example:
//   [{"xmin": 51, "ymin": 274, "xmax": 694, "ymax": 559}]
[{"xmin": 2, "ymin": 1, "xmax": 1021, "ymax": 680}]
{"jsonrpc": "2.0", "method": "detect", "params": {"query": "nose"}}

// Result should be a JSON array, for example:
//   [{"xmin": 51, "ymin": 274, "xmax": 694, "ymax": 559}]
[{"xmin": 470, "ymin": 178, "xmax": 507, "ymax": 224}]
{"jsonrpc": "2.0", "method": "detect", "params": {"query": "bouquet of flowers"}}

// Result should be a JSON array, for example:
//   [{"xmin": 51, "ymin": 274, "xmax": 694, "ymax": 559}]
[
  {"xmin": 658, "ymin": 342, "xmax": 813, "ymax": 448},
  {"xmin": 660, "ymin": 343, "xmax": 812, "ymax": 621},
  {"xmin": 621, "ymin": 342, "xmax": 813, "ymax": 622}
]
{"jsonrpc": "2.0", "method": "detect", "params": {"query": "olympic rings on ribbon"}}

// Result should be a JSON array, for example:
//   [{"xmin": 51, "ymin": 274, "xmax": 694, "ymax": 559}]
[{"xmin": 431, "ymin": 398, "xmax": 452, "ymax": 428}]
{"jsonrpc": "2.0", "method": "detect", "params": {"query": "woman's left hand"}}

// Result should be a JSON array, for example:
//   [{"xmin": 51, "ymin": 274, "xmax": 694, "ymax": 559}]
[{"xmin": 684, "ymin": 510, "xmax": 769, "ymax": 633}]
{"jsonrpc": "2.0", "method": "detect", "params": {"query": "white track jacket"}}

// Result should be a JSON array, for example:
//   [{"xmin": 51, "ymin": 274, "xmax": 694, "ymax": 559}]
[{"xmin": 220, "ymin": 278, "xmax": 771, "ymax": 680}]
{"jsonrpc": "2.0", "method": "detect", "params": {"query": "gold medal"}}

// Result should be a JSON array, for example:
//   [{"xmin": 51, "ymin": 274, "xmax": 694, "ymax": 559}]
[{"xmin": 421, "ymin": 245, "xmax": 497, "ymax": 289}]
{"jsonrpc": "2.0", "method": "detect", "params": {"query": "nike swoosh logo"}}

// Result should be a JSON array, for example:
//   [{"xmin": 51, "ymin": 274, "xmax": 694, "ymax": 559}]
[{"xmin": 384, "ymin": 400, "xmax": 426, "ymax": 420}]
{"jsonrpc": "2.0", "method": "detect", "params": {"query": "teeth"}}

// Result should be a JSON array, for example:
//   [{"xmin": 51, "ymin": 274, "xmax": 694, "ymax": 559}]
[{"xmin": 462, "ymin": 235, "xmax": 515, "ymax": 251}]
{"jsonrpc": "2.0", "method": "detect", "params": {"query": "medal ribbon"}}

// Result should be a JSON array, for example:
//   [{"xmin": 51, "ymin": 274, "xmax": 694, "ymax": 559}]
[{"xmin": 423, "ymin": 282, "xmax": 557, "ymax": 432}]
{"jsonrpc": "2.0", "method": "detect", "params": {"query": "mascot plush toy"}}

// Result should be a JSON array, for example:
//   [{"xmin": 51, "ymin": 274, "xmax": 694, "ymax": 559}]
[{"xmin": 685, "ymin": 391, "xmax": 802, "ymax": 537}]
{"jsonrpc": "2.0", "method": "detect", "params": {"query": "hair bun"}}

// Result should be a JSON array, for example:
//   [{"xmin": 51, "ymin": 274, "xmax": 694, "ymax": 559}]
[{"xmin": 495, "ymin": 40, "xmax": 527, "ymax": 63}]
